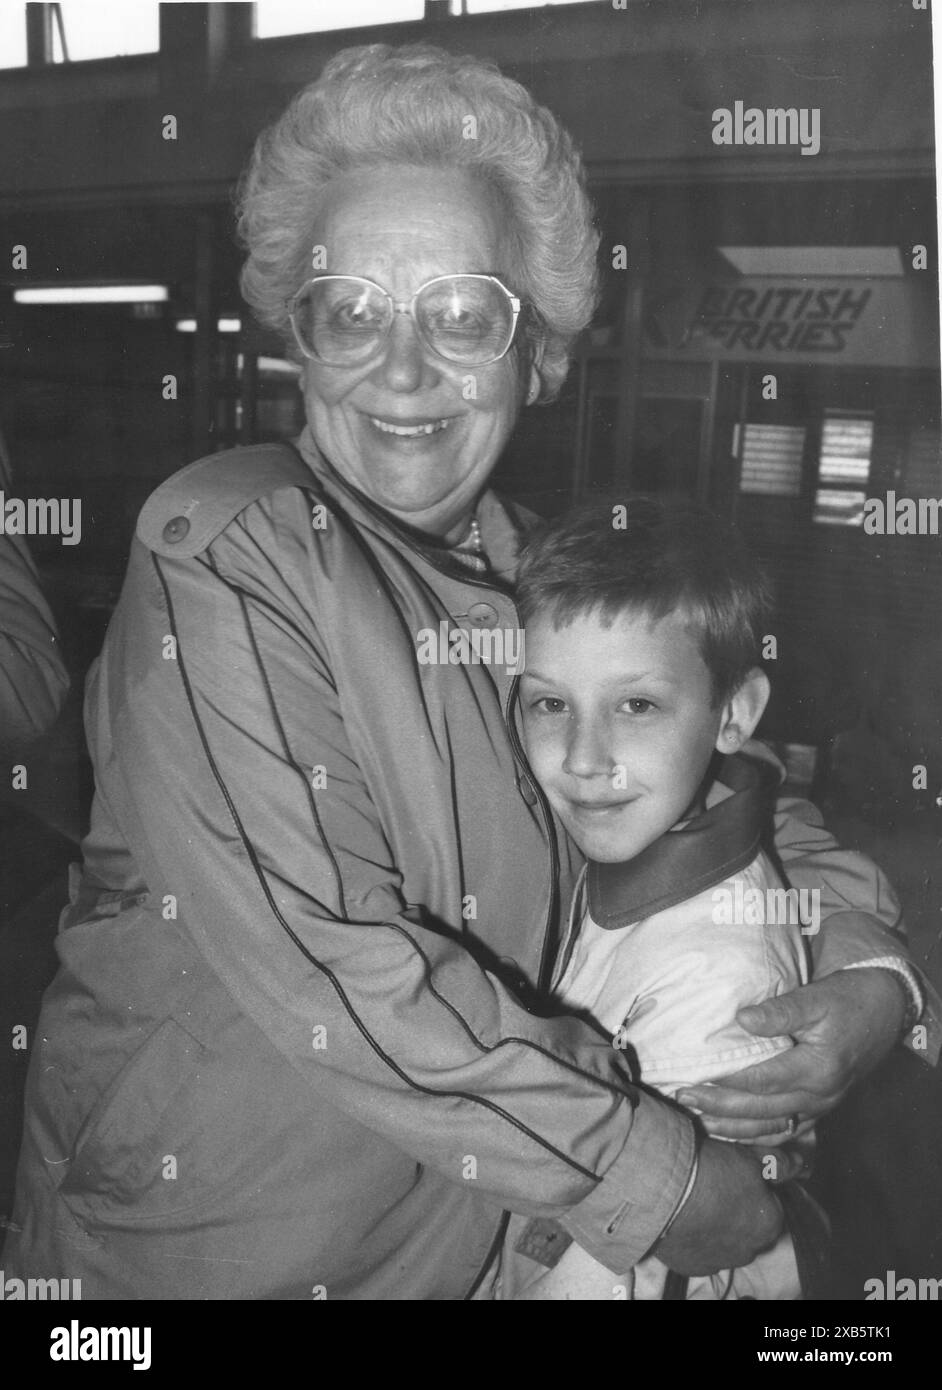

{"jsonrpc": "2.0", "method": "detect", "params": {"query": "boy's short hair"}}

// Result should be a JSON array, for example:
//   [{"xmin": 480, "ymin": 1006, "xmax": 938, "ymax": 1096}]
[{"xmin": 516, "ymin": 492, "xmax": 773, "ymax": 706}]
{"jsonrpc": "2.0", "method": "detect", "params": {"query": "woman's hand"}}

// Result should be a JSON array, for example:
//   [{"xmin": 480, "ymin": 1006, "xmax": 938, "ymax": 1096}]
[
  {"xmin": 653, "ymin": 1138, "xmax": 784, "ymax": 1276},
  {"xmin": 676, "ymin": 967, "xmax": 909, "ymax": 1143}
]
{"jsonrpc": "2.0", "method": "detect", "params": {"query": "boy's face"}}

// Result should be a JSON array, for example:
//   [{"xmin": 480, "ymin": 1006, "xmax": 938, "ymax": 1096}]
[{"xmin": 520, "ymin": 606, "xmax": 728, "ymax": 864}]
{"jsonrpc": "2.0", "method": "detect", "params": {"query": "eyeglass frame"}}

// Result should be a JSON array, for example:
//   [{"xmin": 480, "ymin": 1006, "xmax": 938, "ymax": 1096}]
[{"xmin": 285, "ymin": 272, "xmax": 524, "ymax": 368}]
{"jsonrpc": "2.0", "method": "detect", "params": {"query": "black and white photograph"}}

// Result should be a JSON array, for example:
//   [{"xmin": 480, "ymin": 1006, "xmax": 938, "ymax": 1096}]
[{"xmin": 0, "ymin": 0, "xmax": 940, "ymax": 1352}]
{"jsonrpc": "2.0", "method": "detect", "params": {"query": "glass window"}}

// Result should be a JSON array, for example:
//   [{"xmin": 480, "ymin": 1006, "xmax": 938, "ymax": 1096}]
[
  {"xmin": 0, "ymin": 4, "xmax": 27, "ymax": 69},
  {"xmin": 739, "ymin": 423, "xmax": 805, "ymax": 497},
  {"xmin": 813, "ymin": 410, "xmax": 873, "ymax": 525},
  {"xmin": 812, "ymin": 488, "xmax": 868, "ymax": 526},
  {"xmin": 52, "ymin": 1, "xmax": 159, "ymax": 62},
  {"xmin": 255, "ymin": 1, "xmax": 424, "ymax": 37}
]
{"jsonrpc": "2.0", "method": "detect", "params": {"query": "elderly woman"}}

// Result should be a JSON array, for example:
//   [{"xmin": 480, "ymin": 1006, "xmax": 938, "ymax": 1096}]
[{"xmin": 6, "ymin": 43, "xmax": 936, "ymax": 1301}]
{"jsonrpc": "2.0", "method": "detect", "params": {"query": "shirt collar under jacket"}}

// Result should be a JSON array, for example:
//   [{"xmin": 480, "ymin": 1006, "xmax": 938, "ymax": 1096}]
[{"xmin": 586, "ymin": 752, "xmax": 780, "ymax": 930}]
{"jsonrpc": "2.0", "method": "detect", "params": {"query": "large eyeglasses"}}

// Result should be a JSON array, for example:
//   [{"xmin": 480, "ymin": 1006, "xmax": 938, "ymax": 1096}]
[{"xmin": 286, "ymin": 273, "xmax": 523, "ymax": 367}]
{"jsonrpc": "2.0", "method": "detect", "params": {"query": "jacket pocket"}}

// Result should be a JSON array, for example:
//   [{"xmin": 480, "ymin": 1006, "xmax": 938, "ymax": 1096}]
[{"xmin": 57, "ymin": 1015, "xmax": 221, "ymax": 1224}]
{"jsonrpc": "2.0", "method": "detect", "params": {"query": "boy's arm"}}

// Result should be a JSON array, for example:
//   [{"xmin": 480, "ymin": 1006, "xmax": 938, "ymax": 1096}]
[
  {"xmin": 679, "ymin": 788, "xmax": 941, "ymax": 1141},
  {"xmin": 769, "ymin": 793, "xmax": 941, "ymax": 1063},
  {"xmin": 740, "ymin": 742, "xmax": 940, "ymax": 1060}
]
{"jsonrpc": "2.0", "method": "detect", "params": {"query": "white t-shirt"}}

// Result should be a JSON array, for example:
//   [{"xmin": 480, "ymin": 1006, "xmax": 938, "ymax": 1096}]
[{"xmin": 553, "ymin": 849, "xmax": 811, "ymax": 1099}]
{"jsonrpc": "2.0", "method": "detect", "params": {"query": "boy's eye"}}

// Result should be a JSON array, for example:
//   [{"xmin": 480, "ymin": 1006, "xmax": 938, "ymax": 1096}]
[
  {"xmin": 530, "ymin": 696, "xmax": 568, "ymax": 715},
  {"xmin": 622, "ymin": 698, "xmax": 655, "ymax": 715}
]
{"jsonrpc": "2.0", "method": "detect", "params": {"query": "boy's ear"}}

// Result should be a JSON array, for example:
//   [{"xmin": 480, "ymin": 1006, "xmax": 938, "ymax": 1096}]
[{"xmin": 715, "ymin": 667, "xmax": 771, "ymax": 754}]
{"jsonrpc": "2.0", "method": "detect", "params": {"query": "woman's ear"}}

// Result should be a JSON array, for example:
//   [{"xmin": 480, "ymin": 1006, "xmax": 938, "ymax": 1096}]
[
  {"xmin": 525, "ymin": 336, "xmax": 545, "ymax": 405},
  {"xmin": 715, "ymin": 668, "xmax": 771, "ymax": 754}
]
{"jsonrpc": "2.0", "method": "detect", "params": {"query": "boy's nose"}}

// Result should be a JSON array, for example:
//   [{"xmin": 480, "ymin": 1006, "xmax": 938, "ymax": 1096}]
[{"xmin": 562, "ymin": 720, "xmax": 612, "ymax": 780}]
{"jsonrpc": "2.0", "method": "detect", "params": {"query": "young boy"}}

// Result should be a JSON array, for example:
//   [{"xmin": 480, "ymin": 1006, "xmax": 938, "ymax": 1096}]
[{"xmin": 500, "ymin": 494, "xmax": 822, "ymax": 1300}]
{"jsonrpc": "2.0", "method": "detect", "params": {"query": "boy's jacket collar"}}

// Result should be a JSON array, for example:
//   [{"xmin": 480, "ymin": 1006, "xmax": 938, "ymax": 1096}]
[{"xmin": 586, "ymin": 753, "xmax": 778, "ymax": 929}]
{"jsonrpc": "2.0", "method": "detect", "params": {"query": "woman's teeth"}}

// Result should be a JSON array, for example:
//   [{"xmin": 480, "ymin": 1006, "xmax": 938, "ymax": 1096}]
[{"xmin": 369, "ymin": 418, "xmax": 450, "ymax": 437}]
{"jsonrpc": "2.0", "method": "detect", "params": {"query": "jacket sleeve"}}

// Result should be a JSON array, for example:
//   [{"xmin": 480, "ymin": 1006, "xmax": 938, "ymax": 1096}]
[
  {"xmin": 771, "ymin": 794, "xmax": 942, "ymax": 1064},
  {"xmin": 94, "ymin": 532, "xmax": 695, "ymax": 1273},
  {"xmin": 0, "ymin": 457, "xmax": 69, "ymax": 747}
]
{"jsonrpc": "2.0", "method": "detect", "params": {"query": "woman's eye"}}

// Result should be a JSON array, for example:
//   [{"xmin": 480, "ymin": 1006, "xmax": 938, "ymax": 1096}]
[{"xmin": 334, "ymin": 303, "xmax": 381, "ymax": 329}]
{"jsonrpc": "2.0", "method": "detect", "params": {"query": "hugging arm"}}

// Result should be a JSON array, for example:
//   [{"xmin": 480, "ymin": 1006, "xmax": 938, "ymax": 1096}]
[
  {"xmin": 96, "ymin": 518, "xmax": 780, "ymax": 1276},
  {"xmin": 679, "ymin": 789, "xmax": 942, "ymax": 1139}
]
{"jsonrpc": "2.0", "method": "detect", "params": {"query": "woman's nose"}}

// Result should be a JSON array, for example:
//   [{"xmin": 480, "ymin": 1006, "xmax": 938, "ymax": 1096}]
[
  {"xmin": 377, "ymin": 313, "xmax": 436, "ymax": 393},
  {"xmin": 562, "ymin": 719, "xmax": 611, "ymax": 780}
]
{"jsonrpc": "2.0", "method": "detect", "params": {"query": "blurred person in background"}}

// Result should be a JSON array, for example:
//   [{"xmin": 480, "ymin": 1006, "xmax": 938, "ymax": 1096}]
[{"xmin": 0, "ymin": 422, "xmax": 69, "ymax": 749}]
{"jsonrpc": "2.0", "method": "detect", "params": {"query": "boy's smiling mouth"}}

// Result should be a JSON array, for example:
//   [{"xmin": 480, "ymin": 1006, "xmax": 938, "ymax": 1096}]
[{"xmin": 567, "ymin": 796, "xmax": 637, "ymax": 816}]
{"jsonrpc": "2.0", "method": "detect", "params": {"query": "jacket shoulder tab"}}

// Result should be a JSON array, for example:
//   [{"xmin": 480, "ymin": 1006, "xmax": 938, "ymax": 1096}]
[{"xmin": 137, "ymin": 443, "xmax": 316, "ymax": 558}]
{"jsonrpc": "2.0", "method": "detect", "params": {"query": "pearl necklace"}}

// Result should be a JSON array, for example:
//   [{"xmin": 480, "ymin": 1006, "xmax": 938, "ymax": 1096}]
[
  {"xmin": 450, "ymin": 514, "xmax": 486, "ymax": 570},
  {"xmin": 463, "ymin": 517, "xmax": 483, "ymax": 554}
]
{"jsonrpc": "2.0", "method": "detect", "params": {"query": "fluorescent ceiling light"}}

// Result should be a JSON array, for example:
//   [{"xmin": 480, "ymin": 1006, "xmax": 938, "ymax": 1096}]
[
  {"xmin": 176, "ymin": 318, "xmax": 243, "ymax": 333},
  {"xmin": 718, "ymin": 247, "xmax": 904, "ymax": 277},
  {"xmin": 14, "ymin": 284, "xmax": 169, "ymax": 305}
]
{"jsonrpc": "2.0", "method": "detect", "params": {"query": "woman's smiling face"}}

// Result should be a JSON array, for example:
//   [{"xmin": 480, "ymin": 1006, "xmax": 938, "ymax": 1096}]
[{"xmin": 300, "ymin": 165, "xmax": 534, "ymax": 541}]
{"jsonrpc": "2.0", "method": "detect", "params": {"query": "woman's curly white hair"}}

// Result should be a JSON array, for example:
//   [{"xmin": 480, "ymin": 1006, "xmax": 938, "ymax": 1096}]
[{"xmin": 236, "ymin": 43, "xmax": 599, "ymax": 402}]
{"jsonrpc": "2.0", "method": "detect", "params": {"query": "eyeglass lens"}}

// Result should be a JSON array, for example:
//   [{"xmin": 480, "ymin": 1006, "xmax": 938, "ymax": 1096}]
[{"xmin": 292, "ymin": 276, "xmax": 515, "ymax": 365}]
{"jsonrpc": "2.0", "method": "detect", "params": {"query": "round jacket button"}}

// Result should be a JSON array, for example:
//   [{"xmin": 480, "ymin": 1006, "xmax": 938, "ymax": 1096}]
[
  {"xmin": 467, "ymin": 601, "xmax": 499, "ymax": 627},
  {"xmin": 162, "ymin": 516, "xmax": 190, "ymax": 543}
]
